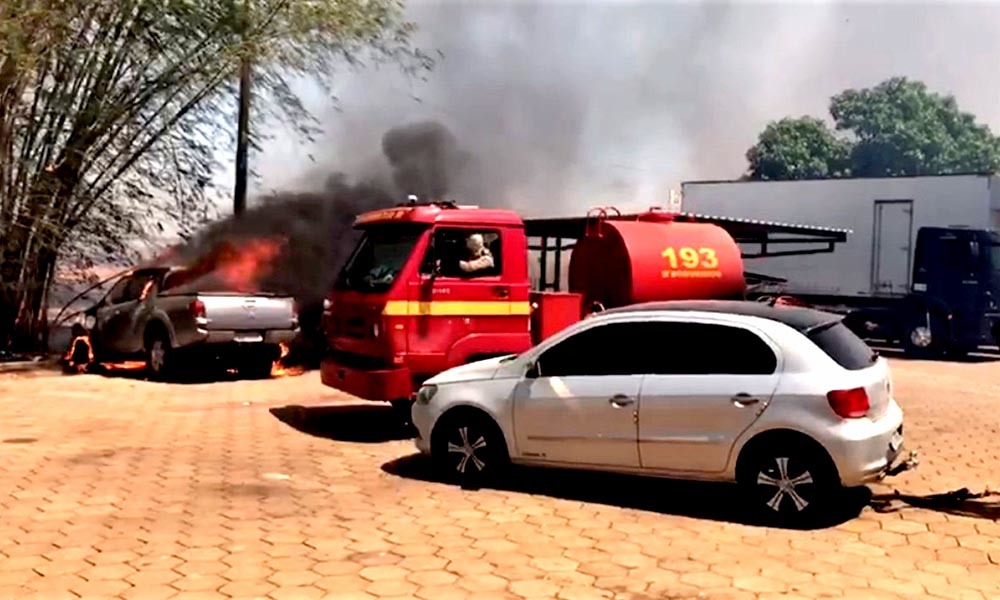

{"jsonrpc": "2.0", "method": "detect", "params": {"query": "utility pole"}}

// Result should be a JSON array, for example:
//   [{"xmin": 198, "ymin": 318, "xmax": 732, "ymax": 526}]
[{"xmin": 233, "ymin": 1, "xmax": 251, "ymax": 216}]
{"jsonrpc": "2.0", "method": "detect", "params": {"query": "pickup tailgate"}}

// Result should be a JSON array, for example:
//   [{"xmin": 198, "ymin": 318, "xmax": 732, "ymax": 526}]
[{"xmin": 199, "ymin": 294, "xmax": 296, "ymax": 331}]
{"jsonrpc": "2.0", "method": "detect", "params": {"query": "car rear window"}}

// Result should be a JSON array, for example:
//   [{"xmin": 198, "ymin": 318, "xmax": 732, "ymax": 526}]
[{"xmin": 807, "ymin": 321, "xmax": 878, "ymax": 370}]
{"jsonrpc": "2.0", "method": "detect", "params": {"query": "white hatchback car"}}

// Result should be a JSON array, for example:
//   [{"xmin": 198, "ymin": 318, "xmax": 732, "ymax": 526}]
[{"xmin": 411, "ymin": 300, "xmax": 915, "ymax": 523}]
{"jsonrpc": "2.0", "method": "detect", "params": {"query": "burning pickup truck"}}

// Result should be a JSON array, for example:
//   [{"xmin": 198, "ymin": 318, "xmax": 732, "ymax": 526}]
[{"xmin": 80, "ymin": 265, "xmax": 299, "ymax": 379}]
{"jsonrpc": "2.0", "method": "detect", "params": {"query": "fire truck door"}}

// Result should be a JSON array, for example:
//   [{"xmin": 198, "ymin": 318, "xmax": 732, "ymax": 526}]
[{"xmin": 408, "ymin": 227, "xmax": 509, "ymax": 368}]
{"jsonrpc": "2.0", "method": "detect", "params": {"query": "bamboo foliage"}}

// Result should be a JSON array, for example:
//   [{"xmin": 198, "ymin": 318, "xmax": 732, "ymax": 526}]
[{"xmin": 0, "ymin": 0, "xmax": 431, "ymax": 348}]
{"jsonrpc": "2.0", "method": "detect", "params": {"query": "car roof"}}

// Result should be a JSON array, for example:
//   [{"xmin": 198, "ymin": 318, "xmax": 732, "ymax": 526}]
[{"xmin": 600, "ymin": 300, "xmax": 841, "ymax": 333}]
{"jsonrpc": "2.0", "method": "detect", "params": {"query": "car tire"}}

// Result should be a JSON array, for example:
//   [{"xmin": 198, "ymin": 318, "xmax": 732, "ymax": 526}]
[
  {"xmin": 431, "ymin": 410, "xmax": 508, "ymax": 487},
  {"xmin": 738, "ymin": 439, "xmax": 838, "ymax": 526},
  {"xmin": 145, "ymin": 332, "xmax": 173, "ymax": 382}
]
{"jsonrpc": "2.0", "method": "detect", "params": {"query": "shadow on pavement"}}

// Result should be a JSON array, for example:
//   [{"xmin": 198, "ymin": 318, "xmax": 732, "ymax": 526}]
[
  {"xmin": 270, "ymin": 404, "xmax": 414, "ymax": 443},
  {"xmin": 871, "ymin": 346, "xmax": 1000, "ymax": 364},
  {"xmin": 381, "ymin": 453, "xmax": 870, "ymax": 530},
  {"xmin": 82, "ymin": 362, "xmax": 313, "ymax": 384},
  {"xmin": 869, "ymin": 488, "xmax": 1000, "ymax": 520}
]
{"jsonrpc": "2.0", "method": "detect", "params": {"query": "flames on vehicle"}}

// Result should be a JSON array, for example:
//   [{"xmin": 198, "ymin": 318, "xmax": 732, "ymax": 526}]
[
  {"xmin": 162, "ymin": 235, "xmax": 287, "ymax": 295},
  {"xmin": 270, "ymin": 342, "xmax": 304, "ymax": 378},
  {"xmin": 64, "ymin": 235, "xmax": 303, "ymax": 379}
]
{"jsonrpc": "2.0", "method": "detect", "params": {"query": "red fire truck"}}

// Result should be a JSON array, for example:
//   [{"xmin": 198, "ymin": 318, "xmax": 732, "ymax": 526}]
[{"xmin": 320, "ymin": 201, "xmax": 847, "ymax": 412}]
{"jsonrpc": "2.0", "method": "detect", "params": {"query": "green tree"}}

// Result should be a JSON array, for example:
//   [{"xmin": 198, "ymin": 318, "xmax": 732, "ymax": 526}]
[
  {"xmin": 746, "ymin": 117, "xmax": 851, "ymax": 180},
  {"xmin": 0, "ymin": 0, "xmax": 431, "ymax": 350},
  {"xmin": 831, "ymin": 77, "xmax": 1000, "ymax": 177},
  {"xmin": 745, "ymin": 77, "xmax": 1000, "ymax": 180}
]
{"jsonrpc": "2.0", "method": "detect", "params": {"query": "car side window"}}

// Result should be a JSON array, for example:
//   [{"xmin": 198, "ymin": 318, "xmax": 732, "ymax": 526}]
[
  {"xmin": 106, "ymin": 278, "xmax": 131, "ymax": 305},
  {"xmin": 645, "ymin": 322, "xmax": 777, "ymax": 375},
  {"xmin": 123, "ymin": 275, "xmax": 156, "ymax": 301},
  {"xmin": 421, "ymin": 227, "xmax": 502, "ymax": 278},
  {"xmin": 535, "ymin": 322, "xmax": 649, "ymax": 377}
]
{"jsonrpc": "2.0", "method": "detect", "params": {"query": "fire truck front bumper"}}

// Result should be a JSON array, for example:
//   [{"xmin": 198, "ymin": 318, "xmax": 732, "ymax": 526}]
[{"xmin": 320, "ymin": 357, "xmax": 413, "ymax": 402}]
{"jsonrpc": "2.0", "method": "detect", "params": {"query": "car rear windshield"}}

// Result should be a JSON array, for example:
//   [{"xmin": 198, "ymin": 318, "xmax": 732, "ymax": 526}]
[{"xmin": 807, "ymin": 321, "xmax": 878, "ymax": 371}]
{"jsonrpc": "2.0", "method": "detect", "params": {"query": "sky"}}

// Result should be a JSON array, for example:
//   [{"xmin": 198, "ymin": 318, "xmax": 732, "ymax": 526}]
[{"xmin": 224, "ymin": 0, "xmax": 1000, "ymax": 217}]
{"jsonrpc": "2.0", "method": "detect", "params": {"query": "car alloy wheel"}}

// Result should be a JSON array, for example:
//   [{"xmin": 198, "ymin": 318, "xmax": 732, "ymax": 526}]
[
  {"xmin": 448, "ymin": 425, "xmax": 489, "ymax": 475},
  {"xmin": 432, "ymin": 411, "xmax": 508, "ymax": 485},
  {"xmin": 755, "ymin": 456, "xmax": 815, "ymax": 513}
]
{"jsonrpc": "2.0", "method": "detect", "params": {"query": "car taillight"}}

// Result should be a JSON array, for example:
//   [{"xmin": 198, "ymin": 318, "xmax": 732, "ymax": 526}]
[
  {"xmin": 827, "ymin": 387, "xmax": 870, "ymax": 418},
  {"xmin": 190, "ymin": 299, "xmax": 206, "ymax": 319}
]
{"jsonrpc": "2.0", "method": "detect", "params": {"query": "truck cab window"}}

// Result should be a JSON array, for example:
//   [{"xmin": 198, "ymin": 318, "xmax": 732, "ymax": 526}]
[{"xmin": 423, "ymin": 228, "xmax": 502, "ymax": 278}]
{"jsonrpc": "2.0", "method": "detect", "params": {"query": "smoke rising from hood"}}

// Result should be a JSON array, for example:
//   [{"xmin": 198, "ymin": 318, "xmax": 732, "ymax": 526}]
[{"xmin": 255, "ymin": 1, "xmax": 1000, "ymax": 214}]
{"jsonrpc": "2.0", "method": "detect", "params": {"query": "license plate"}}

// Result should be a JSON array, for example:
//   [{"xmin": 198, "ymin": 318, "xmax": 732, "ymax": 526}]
[
  {"xmin": 890, "ymin": 430, "xmax": 904, "ymax": 452},
  {"xmin": 235, "ymin": 333, "xmax": 263, "ymax": 343}
]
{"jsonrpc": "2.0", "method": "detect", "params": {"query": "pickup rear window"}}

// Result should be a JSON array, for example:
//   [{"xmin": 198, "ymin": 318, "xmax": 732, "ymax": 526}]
[{"xmin": 807, "ymin": 321, "xmax": 878, "ymax": 371}]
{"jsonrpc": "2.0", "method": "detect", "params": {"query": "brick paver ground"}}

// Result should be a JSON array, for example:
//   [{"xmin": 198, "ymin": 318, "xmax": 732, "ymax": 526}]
[{"xmin": 1, "ymin": 357, "xmax": 999, "ymax": 599}]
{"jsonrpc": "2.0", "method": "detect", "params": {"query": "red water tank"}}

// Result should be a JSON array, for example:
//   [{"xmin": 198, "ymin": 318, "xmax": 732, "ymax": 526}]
[{"xmin": 568, "ymin": 219, "xmax": 745, "ymax": 310}]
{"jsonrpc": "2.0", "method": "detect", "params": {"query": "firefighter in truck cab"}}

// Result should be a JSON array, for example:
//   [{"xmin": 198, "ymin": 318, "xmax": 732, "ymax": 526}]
[{"xmin": 459, "ymin": 233, "xmax": 493, "ymax": 273}]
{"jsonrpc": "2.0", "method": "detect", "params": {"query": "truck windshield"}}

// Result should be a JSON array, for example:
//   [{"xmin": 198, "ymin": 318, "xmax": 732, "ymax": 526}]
[{"xmin": 335, "ymin": 226, "xmax": 425, "ymax": 293}]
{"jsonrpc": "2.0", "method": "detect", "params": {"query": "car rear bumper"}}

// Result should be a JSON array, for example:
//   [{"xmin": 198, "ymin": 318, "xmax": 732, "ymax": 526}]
[
  {"xmin": 194, "ymin": 329, "xmax": 298, "ymax": 345},
  {"xmin": 827, "ymin": 400, "xmax": 912, "ymax": 487},
  {"xmin": 320, "ymin": 358, "xmax": 413, "ymax": 402}
]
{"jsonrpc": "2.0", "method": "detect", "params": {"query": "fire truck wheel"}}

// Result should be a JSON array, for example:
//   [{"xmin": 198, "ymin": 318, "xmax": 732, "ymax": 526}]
[
  {"xmin": 145, "ymin": 332, "xmax": 173, "ymax": 381},
  {"xmin": 431, "ymin": 409, "xmax": 509, "ymax": 488}
]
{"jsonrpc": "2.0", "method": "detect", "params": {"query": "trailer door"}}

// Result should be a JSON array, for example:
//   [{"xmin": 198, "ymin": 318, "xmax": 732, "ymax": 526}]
[{"xmin": 871, "ymin": 200, "xmax": 914, "ymax": 295}]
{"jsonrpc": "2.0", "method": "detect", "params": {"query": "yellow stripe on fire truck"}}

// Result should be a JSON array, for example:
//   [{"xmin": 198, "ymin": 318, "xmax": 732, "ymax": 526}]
[{"xmin": 382, "ymin": 300, "xmax": 532, "ymax": 316}]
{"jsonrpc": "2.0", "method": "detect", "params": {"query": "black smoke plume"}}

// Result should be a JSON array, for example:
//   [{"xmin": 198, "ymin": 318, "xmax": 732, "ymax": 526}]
[
  {"xmin": 158, "ymin": 120, "xmax": 471, "ymax": 362},
  {"xmin": 382, "ymin": 120, "xmax": 471, "ymax": 201}
]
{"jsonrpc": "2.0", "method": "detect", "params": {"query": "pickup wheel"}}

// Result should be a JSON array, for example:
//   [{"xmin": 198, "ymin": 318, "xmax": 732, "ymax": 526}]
[{"xmin": 145, "ymin": 332, "xmax": 174, "ymax": 381}]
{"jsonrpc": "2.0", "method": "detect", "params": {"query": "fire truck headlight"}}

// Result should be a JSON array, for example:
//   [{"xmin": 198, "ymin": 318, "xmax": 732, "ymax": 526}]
[{"xmin": 415, "ymin": 384, "xmax": 437, "ymax": 405}]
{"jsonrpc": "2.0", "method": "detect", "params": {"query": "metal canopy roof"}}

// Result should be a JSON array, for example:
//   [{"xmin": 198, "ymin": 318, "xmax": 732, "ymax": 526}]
[{"xmin": 523, "ymin": 211, "xmax": 850, "ymax": 243}]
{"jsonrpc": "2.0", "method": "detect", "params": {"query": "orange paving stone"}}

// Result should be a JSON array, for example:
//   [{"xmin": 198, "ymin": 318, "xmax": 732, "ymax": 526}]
[{"xmin": 1, "ymin": 358, "xmax": 999, "ymax": 599}]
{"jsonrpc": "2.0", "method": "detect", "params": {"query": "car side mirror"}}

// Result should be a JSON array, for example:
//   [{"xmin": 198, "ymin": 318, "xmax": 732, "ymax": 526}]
[{"xmin": 525, "ymin": 361, "xmax": 540, "ymax": 379}]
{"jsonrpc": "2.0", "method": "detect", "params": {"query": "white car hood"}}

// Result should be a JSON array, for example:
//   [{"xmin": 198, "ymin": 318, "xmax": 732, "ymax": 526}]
[{"xmin": 425, "ymin": 355, "xmax": 511, "ymax": 385}]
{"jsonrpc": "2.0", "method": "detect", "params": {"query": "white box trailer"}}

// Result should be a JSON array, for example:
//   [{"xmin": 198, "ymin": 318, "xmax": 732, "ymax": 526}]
[
  {"xmin": 681, "ymin": 174, "xmax": 1000, "ymax": 356},
  {"xmin": 681, "ymin": 174, "xmax": 1000, "ymax": 298}
]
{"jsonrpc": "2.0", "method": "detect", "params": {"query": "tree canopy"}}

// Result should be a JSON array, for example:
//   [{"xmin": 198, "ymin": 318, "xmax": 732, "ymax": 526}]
[
  {"xmin": 746, "ymin": 77, "xmax": 1000, "ymax": 181},
  {"xmin": 0, "ymin": 0, "xmax": 431, "ymax": 349}
]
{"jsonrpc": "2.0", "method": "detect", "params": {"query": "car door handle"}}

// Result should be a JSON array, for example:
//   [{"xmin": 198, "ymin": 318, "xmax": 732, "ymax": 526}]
[
  {"xmin": 609, "ymin": 394, "xmax": 634, "ymax": 408},
  {"xmin": 731, "ymin": 393, "xmax": 760, "ymax": 407}
]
